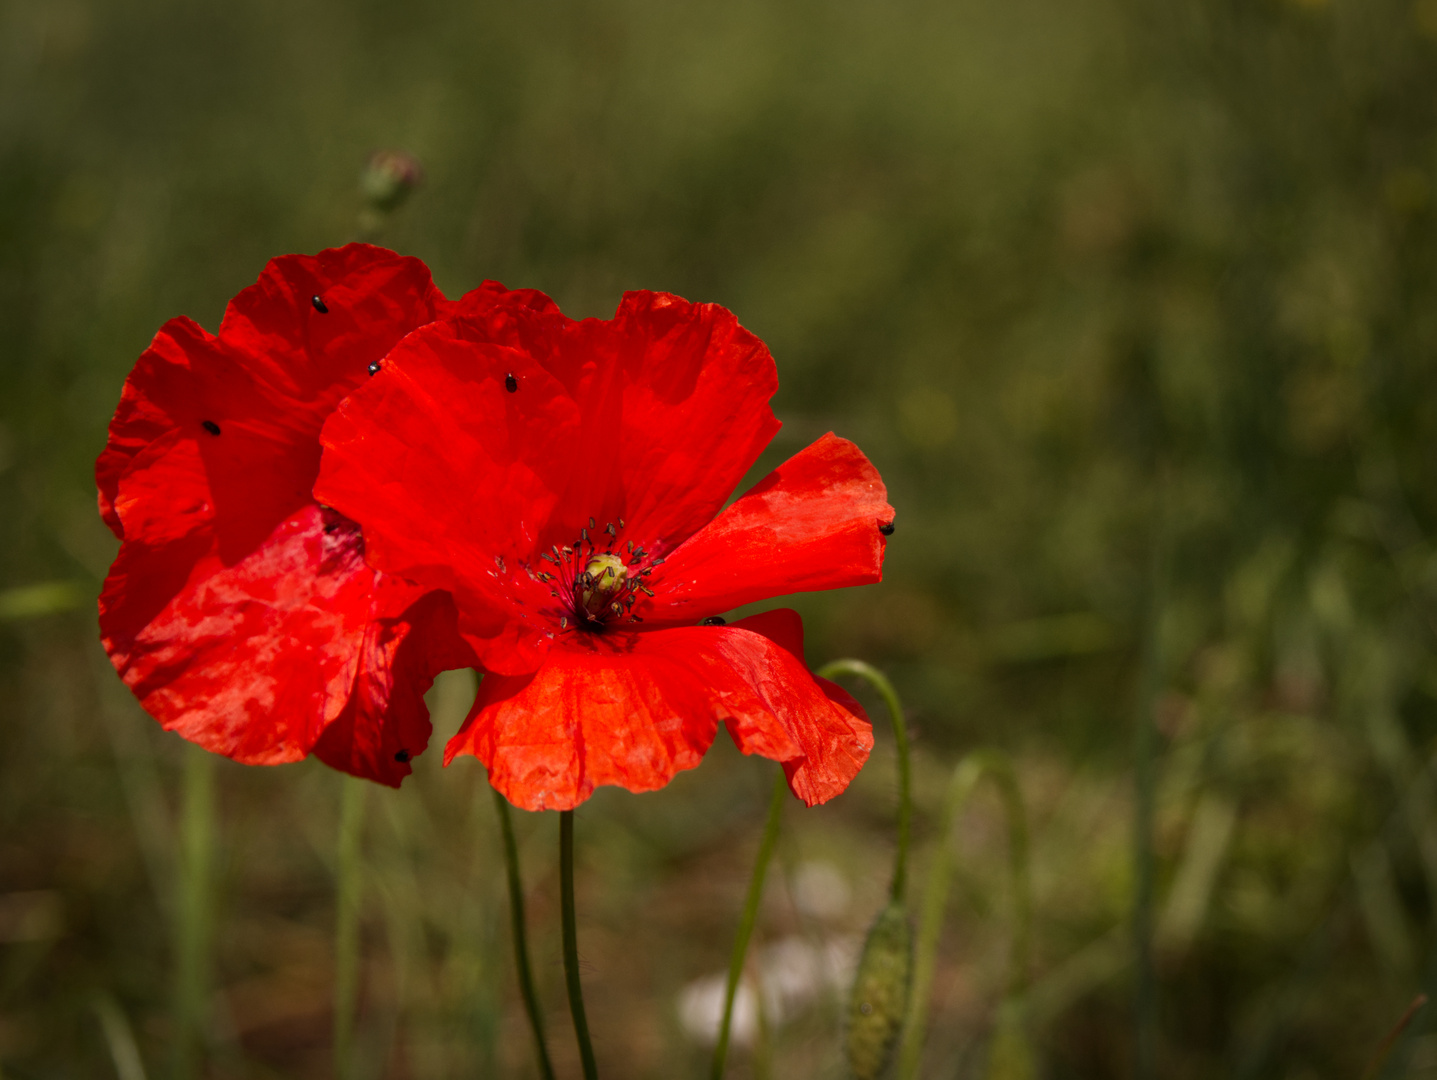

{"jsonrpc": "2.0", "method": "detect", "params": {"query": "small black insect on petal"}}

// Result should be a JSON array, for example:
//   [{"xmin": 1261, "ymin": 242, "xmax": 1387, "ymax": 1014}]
[
  {"xmin": 879, "ymin": 521, "xmax": 896, "ymax": 536},
  {"xmin": 312, "ymin": 295, "xmax": 329, "ymax": 314},
  {"xmin": 201, "ymin": 420, "xmax": 221, "ymax": 436},
  {"xmin": 701, "ymin": 616, "xmax": 727, "ymax": 626},
  {"xmin": 505, "ymin": 373, "xmax": 518, "ymax": 393},
  {"xmin": 394, "ymin": 749, "xmax": 411, "ymax": 763},
  {"xmin": 368, "ymin": 361, "xmax": 381, "ymax": 376}
]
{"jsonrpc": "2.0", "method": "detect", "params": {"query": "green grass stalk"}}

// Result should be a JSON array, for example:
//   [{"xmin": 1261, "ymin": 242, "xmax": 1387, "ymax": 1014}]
[
  {"xmin": 560, "ymin": 809, "xmax": 599, "ymax": 1080},
  {"xmin": 817, "ymin": 660, "xmax": 912, "ymax": 901},
  {"xmin": 171, "ymin": 743, "xmax": 215, "ymax": 1080},
  {"xmin": 899, "ymin": 750, "xmax": 1031, "ymax": 1080},
  {"xmin": 710, "ymin": 769, "xmax": 787, "ymax": 1080},
  {"xmin": 333, "ymin": 777, "xmax": 366, "ymax": 1080},
  {"xmin": 1133, "ymin": 522, "xmax": 1169, "ymax": 1080},
  {"xmin": 492, "ymin": 786, "xmax": 556, "ymax": 1080}
]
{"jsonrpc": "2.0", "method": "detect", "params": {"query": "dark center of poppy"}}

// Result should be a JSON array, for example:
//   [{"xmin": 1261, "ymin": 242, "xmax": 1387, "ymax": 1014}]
[{"xmin": 533, "ymin": 517, "xmax": 662, "ymax": 631}]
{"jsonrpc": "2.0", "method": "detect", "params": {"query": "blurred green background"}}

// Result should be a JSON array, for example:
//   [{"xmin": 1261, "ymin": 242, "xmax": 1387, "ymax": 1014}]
[{"xmin": 6, "ymin": 0, "xmax": 1437, "ymax": 1076}]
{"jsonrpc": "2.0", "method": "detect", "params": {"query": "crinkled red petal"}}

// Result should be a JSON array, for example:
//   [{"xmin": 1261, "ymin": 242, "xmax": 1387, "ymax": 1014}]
[
  {"xmin": 444, "ymin": 630, "xmax": 718, "ymax": 811},
  {"xmin": 316, "ymin": 290, "xmax": 782, "ymax": 676},
  {"xmin": 648, "ymin": 432, "xmax": 893, "ymax": 621},
  {"xmin": 312, "ymin": 584, "xmax": 474, "ymax": 787},
  {"xmin": 100, "ymin": 503, "xmax": 373, "ymax": 763},
  {"xmin": 446, "ymin": 608, "xmax": 872, "ymax": 810},
  {"xmin": 96, "ymin": 245, "xmax": 500, "ymax": 780},
  {"xmin": 709, "ymin": 609, "xmax": 874, "ymax": 806}
]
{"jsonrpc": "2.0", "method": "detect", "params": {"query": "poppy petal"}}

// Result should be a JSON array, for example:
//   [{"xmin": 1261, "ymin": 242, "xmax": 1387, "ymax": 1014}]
[
  {"xmin": 446, "ymin": 609, "xmax": 871, "ymax": 810},
  {"xmin": 542, "ymin": 291, "xmax": 783, "ymax": 553},
  {"xmin": 316, "ymin": 291, "xmax": 783, "ymax": 675},
  {"xmin": 312, "ymin": 585, "xmax": 475, "ymax": 787},
  {"xmin": 96, "ymin": 246, "xmax": 504, "ymax": 780},
  {"xmin": 702, "ymin": 609, "xmax": 874, "ymax": 807},
  {"xmin": 100, "ymin": 503, "xmax": 374, "ymax": 764},
  {"xmin": 646, "ymin": 433, "xmax": 892, "ymax": 621},
  {"xmin": 445, "ymin": 630, "xmax": 720, "ymax": 811},
  {"xmin": 316, "ymin": 319, "xmax": 580, "ymax": 676}
]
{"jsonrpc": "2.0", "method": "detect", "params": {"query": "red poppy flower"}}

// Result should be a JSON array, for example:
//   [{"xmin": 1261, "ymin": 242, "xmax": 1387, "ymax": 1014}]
[
  {"xmin": 315, "ymin": 290, "xmax": 893, "ymax": 809},
  {"xmin": 96, "ymin": 244, "xmax": 552, "ymax": 786}
]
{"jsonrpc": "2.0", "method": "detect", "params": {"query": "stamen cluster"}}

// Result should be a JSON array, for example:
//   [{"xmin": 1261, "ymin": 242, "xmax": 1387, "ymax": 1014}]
[{"xmin": 531, "ymin": 517, "xmax": 664, "ymax": 631}]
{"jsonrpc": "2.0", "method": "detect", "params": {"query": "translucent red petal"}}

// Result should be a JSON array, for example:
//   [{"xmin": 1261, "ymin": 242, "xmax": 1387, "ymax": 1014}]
[
  {"xmin": 445, "ymin": 609, "xmax": 872, "ymax": 810},
  {"xmin": 95, "ymin": 245, "xmax": 537, "ymax": 783}
]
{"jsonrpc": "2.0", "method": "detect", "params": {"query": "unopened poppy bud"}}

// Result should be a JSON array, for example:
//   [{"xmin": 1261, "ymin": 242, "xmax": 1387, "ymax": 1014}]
[
  {"xmin": 360, "ymin": 151, "xmax": 422, "ymax": 213},
  {"xmin": 984, "ymin": 998, "xmax": 1036, "ymax": 1080},
  {"xmin": 579, "ymin": 552, "xmax": 627, "ymax": 618},
  {"xmin": 846, "ymin": 900, "xmax": 912, "ymax": 1080}
]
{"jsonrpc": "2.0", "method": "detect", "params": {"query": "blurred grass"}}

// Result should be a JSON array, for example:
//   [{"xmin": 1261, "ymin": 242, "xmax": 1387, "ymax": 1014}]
[{"xmin": 7, "ymin": 0, "xmax": 1437, "ymax": 1075}]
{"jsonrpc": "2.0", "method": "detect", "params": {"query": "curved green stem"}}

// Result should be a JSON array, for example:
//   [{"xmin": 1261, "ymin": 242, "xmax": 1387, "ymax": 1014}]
[
  {"xmin": 898, "ymin": 750, "xmax": 1031, "ymax": 1080},
  {"xmin": 560, "ymin": 810, "xmax": 599, "ymax": 1080},
  {"xmin": 711, "ymin": 770, "xmax": 787, "ymax": 1080},
  {"xmin": 817, "ymin": 660, "xmax": 912, "ymax": 902},
  {"xmin": 493, "ymin": 787, "xmax": 556, "ymax": 1080},
  {"xmin": 333, "ymin": 777, "xmax": 365, "ymax": 1080}
]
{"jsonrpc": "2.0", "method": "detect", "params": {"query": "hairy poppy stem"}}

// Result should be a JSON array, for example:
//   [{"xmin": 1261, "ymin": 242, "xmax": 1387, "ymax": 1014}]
[
  {"xmin": 172, "ymin": 743, "xmax": 215, "ymax": 1080},
  {"xmin": 710, "ymin": 769, "xmax": 787, "ymax": 1080},
  {"xmin": 333, "ymin": 777, "xmax": 365, "ymax": 1080},
  {"xmin": 492, "ymin": 787, "xmax": 556, "ymax": 1080},
  {"xmin": 560, "ymin": 809, "xmax": 599, "ymax": 1080},
  {"xmin": 898, "ymin": 750, "xmax": 1032, "ymax": 1080},
  {"xmin": 816, "ymin": 660, "xmax": 912, "ymax": 902}
]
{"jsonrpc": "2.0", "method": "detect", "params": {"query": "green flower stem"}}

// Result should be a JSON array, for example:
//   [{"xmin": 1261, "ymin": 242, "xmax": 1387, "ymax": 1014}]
[
  {"xmin": 560, "ymin": 810, "xmax": 599, "ymax": 1080},
  {"xmin": 816, "ymin": 660, "xmax": 912, "ymax": 902},
  {"xmin": 899, "ymin": 750, "xmax": 1032, "ymax": 1080},
  {"xmin": 492, "ymin": 786, "xmax": 556, "ymax": 1080},
  {"xmin": 710, "ymin": 770, "xmax": 787, "ymax": 1080},
  {"xmin": 171, "ymin": 743, "xmax": 215, "ymax": 1080},
  {"xmin": 333, "ymin": 776, "xmax": 366, "ymax": 1080}
]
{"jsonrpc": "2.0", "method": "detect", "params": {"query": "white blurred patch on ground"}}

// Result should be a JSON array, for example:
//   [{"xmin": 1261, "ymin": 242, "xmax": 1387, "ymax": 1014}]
[
  {"xmin": 676, "ymin": 933, "xmax": 861, "ymax": 1047},
  {"xmin": 791, "ymin": 860, "xmax": 853, "ymax": 921}
]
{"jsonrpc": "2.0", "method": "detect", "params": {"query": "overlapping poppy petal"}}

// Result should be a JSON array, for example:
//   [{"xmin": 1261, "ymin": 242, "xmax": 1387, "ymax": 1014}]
[
  {"xmin": 443, "ymin": 610, "xmax": 872, "ymax": 811},
  {"xmin": 315, "ymin": 293, "xmax": 787, "ymax": 675},
  {"xmin": 97, "ymin": 244, "xmax": 542, "ymax": 784},
  {"xmin": 644, "ymin": 432, "xmax": 892, "ymax": 622},
  {"xmin": 316, "ymin": 286, "xmax": 893, "ymax": 807}
]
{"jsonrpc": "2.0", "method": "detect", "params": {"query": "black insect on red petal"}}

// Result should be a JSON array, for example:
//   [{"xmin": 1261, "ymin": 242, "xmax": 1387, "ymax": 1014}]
[
  {"xmin": 879, "ymin": 521, "xmax": 895, "ymax": 535},
  {"xmin": 368, "ymin": 361, "xmax": 381, "ymax": 376},
  {"xmin": 311, "ymin": 295, "xmax": 329, "ymax": 313},
  {"xmin": 394, "ymin": 749, "xmax": 410, "ymax": 763},
  {"xmin": 201, "ymin": 420, "xmax": 221, "ymax": 436},
  {"xmin": 701, "ymin": 616, "xmax": 726, "ymax": 626},
  {"xmin": 505, "ymin": 373, "xmax": 518, "ymax": 393}
]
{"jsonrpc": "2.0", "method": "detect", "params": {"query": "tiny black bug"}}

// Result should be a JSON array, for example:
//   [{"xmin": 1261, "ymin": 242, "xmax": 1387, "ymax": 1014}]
[
  {"xmin": 505, "ymin": 373, "xmax": 518, "ymax": 393},
  {"xmin": 879, "ymin": 521, "xmax": 895, "ymax": 536},
  {"xmin": 201, "ymin": 420, "xmax": 221, "ymax": 436},
  {"xmin": 394, "ymin": 749, "xmax": 411, "ymax": 763},
  {"xmin": 701, "ymin": 616, "xmax": 726, "ymax": 626},
  {"xmin": 311, "ymin": 295, "xmax": 328, "ymax": 313},
  {"xmin": 368, "ymin": 361, "xmax": 381, "ymax": 376}
]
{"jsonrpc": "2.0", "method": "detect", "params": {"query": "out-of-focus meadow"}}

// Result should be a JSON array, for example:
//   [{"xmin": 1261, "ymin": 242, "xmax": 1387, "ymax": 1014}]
[{"xmin": 5, "ymin": 0, "xmax": 1437, "ymax": 1076}]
